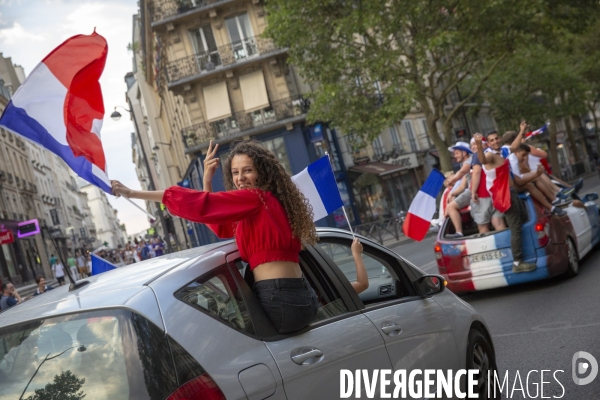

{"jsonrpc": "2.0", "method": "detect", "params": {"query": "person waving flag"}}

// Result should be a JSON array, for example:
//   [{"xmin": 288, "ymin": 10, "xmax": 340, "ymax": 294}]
[{"xmin": 0, "ymin": 31, "xmax": 111, "ymax": 193}]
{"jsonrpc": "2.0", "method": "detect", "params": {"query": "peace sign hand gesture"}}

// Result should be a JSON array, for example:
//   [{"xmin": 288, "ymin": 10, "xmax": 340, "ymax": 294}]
[{"xmin": 203, "ymin": 140, "xmax": 219, "ymax": 192}]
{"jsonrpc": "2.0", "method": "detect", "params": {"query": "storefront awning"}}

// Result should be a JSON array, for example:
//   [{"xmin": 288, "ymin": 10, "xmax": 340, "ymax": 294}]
[{"xmin": 349, "ymin": 162, "xmax": 412, "ymax": 176}]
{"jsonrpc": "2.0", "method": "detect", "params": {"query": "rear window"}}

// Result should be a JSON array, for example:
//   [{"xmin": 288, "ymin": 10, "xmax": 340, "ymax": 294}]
[{"xmin": 0, "ymin": 309, "xmax": 178, "ymax": 400}]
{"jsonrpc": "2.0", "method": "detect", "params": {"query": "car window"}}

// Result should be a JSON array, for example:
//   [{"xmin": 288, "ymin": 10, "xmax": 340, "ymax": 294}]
[
  {"xmin": 317, "ymin": 239, "xmax": 415, "ymax": 305},
  {"xmin": 175, "ymin": 265, "xmax": 255, "ymax": 336},
  {"xmin": 0, "ymin": 309, "xmax": 177, "ymax": 400},
  {"xmin": 232, "ymin": 256, "xmax": 349, "ymax": 325}
]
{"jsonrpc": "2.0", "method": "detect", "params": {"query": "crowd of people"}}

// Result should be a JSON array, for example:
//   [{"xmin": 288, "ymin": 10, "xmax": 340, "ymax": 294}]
[{"xmin": 440, "ymin": 121, "xmax": 583, "ymax": 273}]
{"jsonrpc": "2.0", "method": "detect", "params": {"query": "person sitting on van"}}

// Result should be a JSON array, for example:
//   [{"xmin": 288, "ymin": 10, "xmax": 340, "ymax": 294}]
[{"xmin": 444, "ymin": 141, "xmax": 473, "ymax": 239}]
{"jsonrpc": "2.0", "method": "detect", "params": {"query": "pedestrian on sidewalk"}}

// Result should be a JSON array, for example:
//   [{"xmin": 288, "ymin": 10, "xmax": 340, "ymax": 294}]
[
  {"xmin": 52, "ymin": 261, "xmax": 66, "ymax": 285},
  {"xmin": 33, "ymin": 275, "xmax": 54, "ymax": 296},
  {"xmin": 0, "ymin": 282, "xmax": 23, "ymax": 311}
]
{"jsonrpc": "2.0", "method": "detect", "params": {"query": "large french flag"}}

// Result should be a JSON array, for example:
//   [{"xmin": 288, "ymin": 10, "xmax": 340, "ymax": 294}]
[
  {"xmin": 0, "ymin": 32, "xmax": 111, "ymax": 193},
  {"xmin": 485, "ymin": 160, "xmax": 511, "ymax": 213},
  {"xmin": 403, "ymin": 169, "xmax": 445, "ymax": 241},
  {"xmin": 292, "ymin": 156, "xmax": 344, "ymax": 221}
]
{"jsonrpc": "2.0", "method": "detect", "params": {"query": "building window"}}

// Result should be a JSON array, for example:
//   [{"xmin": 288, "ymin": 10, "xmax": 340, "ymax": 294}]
[
  {"xmin": 225, "ymin": 13, "xmax": 256, "ymax": 61},
  {"xmin": 190, "ymin": 25, "xmax": 220, "ymax": 71},
  {"xmin": 390, "ymin": 124, "xmax": 402, "ymax": 153},
  {"xmin": 403, "ymin": 120, "xmax": 418, "ymax": 152},
  {"xmin": 372, "ymin": 135, "xmax": 384, "ymax": 157},
  {"xmin": 262, "ymin": 136, "xmax": 292, "ymax": 174}
]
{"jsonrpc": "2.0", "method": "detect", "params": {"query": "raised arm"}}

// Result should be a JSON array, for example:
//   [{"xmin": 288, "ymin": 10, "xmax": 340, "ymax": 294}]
[
  {"xmin": 509, "ymin": 121, "xmax": 528, "ymax": 153},
  {"xmin": 350, "ymin": 238, "xmax": 369, "ymax": 294},
  {"xmin": 474, "ymin": 133, "xmax": 493, "ymax": 166},
  {"xmin": 203, "ymin": 140, "xmax": 219, "ymax": 193}
]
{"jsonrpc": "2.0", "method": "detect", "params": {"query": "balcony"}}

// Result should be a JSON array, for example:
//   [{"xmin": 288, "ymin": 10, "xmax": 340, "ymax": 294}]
[
  {"xmin": 182, "ymin": 96, "xmax": 310, "ymax": 151},
  {"xmin": 165, "ymin": 35, "xmax": 284, "ymax": 87},
  {"xmin": 149, "ymin": 0, "xmax": 234, "ymax": 26}
]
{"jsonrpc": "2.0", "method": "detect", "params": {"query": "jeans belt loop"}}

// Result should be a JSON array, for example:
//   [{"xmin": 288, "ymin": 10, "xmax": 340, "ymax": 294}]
[{"xmin": 275, "ymin": 279, "xmax": 280, "ymax": 290}]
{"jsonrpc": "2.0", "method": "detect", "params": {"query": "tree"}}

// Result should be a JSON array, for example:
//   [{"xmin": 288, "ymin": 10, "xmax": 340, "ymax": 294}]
[
  {"xmin": 265, "ymin": 0, "xmax": 549, "ymax": 171},
  {"xmin": 24, "ymin": 370, "xmax": 86, "ymax": 400}
]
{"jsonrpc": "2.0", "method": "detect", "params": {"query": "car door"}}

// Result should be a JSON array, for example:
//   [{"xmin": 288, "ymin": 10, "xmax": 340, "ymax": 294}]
[
  {"xmin": 313, "ymin": 234, "xmax": 461, "ymax": 374},
  {"xmin": 243, "ymin": 249, "xmax": 393, "ymax": 400}
]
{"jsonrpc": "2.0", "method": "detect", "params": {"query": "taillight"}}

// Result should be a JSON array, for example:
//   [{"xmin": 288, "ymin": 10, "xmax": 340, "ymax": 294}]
[
  {"xmin": 167, "ymin": 373, "xmax": 226, "ymax": 400},
  {"xmin": 535, "ymin": 223, "xmax": 549, "ymax": 246},
  {"xmin": 434, "ymin": 244, "xmax": 443, "ymax": 260}
]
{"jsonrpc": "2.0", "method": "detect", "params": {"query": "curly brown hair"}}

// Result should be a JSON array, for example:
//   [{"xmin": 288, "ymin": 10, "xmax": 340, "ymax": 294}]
[{"xmin": 222, "ymin": 140, "xmax": 318, "ymax": 245}]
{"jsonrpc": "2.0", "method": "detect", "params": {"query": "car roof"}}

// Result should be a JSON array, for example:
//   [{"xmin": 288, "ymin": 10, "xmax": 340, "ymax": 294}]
[
  {"xmin": 0, "ymin": 241, "xmax": 235, "ymax": 329},
  {"xmin": 0, "ymin": 229, "xmax": 358, "ymax": 329}
]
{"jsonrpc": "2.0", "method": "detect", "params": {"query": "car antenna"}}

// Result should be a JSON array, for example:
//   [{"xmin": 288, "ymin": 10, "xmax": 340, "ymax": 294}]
[{"xmin": 41, "ymin": 222, "xmax": 90, "ymax": 291}]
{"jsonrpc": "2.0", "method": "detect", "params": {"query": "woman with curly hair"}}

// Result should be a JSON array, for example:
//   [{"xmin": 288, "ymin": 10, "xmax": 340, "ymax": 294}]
[{"xmin": 111, "ymin": 140, "xmax": 319, "ymax": 334}]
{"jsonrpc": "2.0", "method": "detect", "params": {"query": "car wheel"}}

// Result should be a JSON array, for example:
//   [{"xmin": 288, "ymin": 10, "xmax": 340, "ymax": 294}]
[
  {"xmin": 466, "ymin": 329, "xmax": 499, "ymax": 400},
  {"xmin": 565, "ymin": 238, "xmax": 579, "ymax": 278}
]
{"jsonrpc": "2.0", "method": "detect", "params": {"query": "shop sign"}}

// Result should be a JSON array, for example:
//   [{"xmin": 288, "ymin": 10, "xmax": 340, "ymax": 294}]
[
  {"xmin": 309, "ymin": 124, "xmax": 324, "ymax": 143},
  {"xmin": 18, "ymin": 219, "xmax": 40, "ymax": 238},
  {"xmin": 381, "ymin": 153, "xmax": 418, "ymax": 169},
  {"xmin": 0, "ymin": 229, "xmax": 14, "ymax": 245}
]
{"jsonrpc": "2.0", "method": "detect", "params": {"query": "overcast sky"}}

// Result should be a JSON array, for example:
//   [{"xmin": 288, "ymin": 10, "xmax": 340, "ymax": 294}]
[{"xmin": 0, "ymin": 0, "xmax": 151, "ymax": 236}]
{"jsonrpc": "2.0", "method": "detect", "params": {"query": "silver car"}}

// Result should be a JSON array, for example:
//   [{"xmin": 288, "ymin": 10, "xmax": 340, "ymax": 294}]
[{"xmin": 0, "ymin": 229, "xmax": 496, "ymax": 399}]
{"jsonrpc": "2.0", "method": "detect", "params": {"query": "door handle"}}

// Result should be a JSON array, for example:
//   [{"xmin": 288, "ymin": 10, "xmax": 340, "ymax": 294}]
[
  {"xmin": 381, "ymin": 323, "xmax": 402, "ymax": 336},
  {"xmin": 291, "ymin": 348, "xmax": 324, "ymax": 365}
]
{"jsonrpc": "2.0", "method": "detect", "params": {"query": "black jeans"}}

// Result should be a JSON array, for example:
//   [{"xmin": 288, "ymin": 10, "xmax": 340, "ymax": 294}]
[
  {"xmin": 253, "ymin": 278, "xmax": 319, "ymax": 334},
  {"xmin": 504, "ymin": 189, "xmax": 528, "ymax": 262}
]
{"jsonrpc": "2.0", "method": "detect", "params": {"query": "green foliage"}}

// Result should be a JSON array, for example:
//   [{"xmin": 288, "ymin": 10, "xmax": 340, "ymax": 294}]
[
  {"xmin": 265, "ymin": 0, "xmax": 551, "ymax": 170},
  {"xmin": 25, "ymin": 370, "xmax": 86, "ymax": 400}
]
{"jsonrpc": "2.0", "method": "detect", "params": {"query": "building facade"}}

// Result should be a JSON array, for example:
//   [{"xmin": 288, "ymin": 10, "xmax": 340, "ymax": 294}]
[{"xmin": 0, "ymin": 55, "xmax": 51, "ymax": 286}]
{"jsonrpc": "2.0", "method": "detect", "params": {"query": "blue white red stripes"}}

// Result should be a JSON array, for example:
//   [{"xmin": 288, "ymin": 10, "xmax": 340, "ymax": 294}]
[
  {"xmin": 403, "ymin": 169, "xmax": 444, "ymax": 241},
  {"xmin": 0, "ymin": 32, "xmax": 111, "ymax": 193},
  {"xmin": 292, "ymin": 156, "xmax": 343, "ymax": 221}
]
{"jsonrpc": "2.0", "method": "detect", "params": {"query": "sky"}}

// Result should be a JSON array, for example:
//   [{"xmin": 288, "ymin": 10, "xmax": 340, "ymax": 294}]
[{"xmin": 0, "ymin": 0, "xmax": 150, "ymax": 236}]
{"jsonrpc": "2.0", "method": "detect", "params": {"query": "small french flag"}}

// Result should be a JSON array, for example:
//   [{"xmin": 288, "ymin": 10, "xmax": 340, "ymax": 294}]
[
  {"xmin": 292, "ymin": 156, "xmax": 344, "ymax": 221},
  {"xmin": 403, "ymin": 170, "xmax": 445, "ymax": 241},
  {"xmin": 525, "ymin": 124, "xmax": 548, "ymax": 139}
]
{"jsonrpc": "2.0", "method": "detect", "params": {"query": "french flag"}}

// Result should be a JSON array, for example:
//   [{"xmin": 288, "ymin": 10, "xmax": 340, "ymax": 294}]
[
  {"xmin": 0, "ymin": 32, "xmax": 111, "ymax": 193},
  {"xmin": 525, "ymin": 124, "xmax": 548, "ymax": 139},
  {"xmin": 403, "ymin": 169, "xmax": 445, "ymax": 241},
  {"xmin": 485, "ymin": 160, "xmax": 511, "ymax": 213},
  {"xmin": 292, "ymin": 156, "xmax": 344, "ymax": 221}
]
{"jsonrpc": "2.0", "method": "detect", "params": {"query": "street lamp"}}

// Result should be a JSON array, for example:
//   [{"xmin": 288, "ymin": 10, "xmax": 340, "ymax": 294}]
[
  {"xmin": 111, "ymin": 104, "xmax": 175, "ymax": 253},
  {"xmin": 152, "ymin": 141, "xmax": 171, "ymax": 151},
  {"xmin": 110, "ymin": 106, "xmax": 129, "ymax": 121}
]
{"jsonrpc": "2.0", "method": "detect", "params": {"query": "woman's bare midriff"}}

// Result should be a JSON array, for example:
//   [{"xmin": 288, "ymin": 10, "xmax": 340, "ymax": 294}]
[{"xmin": 253, "ymin": 261, "xmax": 303, "ymax": 281}]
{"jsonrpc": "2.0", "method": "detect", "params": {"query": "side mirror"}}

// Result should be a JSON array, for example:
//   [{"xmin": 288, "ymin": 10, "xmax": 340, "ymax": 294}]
[
  {"xmin": 417, "ymin": 274, "xmax": 446, "ymax": 296},
  {"xmin": 583, "ymin": 193, "xmax": 599, "ymax": 203}
]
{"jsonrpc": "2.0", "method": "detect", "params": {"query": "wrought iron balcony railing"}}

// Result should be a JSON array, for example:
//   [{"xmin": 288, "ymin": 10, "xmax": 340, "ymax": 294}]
[
  {"xmin": 182, "ymin": 96, "xmax": 310, "ymax": 149},
  {"xmin": 149, "ymin": 0, "xmax": 224, "ymax": 24},
  {"xmin": 165, "ymin": 35, "xmax": 280, "ymax": 84}
]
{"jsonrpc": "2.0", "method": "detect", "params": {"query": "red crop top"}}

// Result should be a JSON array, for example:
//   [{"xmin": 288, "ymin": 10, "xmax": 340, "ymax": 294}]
[{"xmin": 162, "ymin": 186, "xmax": 301, "ymax": 270}]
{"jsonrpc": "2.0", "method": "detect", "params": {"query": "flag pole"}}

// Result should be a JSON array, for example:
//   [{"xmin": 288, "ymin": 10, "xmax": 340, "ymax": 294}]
[
  {"xmin": 324, "ymin": 151, "xmax": 355, "ymax": 238},
  {"xmin": 122, "ymin": 196, "xmax": 157, "ymax": 220}
]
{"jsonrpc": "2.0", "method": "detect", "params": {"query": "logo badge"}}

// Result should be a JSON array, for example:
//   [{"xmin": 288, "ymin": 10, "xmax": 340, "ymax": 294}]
[{"xmin": 573, "ymin": 351, "xmax": 598, "ymax": 385}]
